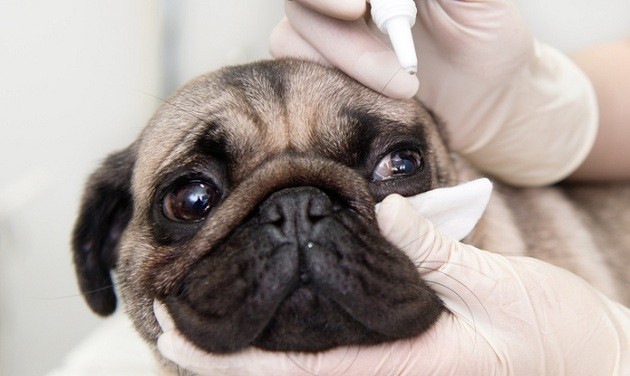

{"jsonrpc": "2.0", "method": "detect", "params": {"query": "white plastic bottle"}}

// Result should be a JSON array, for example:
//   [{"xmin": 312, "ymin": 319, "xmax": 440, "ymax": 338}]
[{"xmin": 370, "ymin": 0, "xmax": 418, "ymax": 74}]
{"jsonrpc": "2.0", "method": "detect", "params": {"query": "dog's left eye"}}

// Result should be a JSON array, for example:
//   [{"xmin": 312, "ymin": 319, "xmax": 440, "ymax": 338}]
[
  {"xmin": 372, "ymin": 148, "xmax": 423, "ymax": 181},
  {"xmin": 162, "ymin": 181, "xmax": 219, "ymax": 222}
]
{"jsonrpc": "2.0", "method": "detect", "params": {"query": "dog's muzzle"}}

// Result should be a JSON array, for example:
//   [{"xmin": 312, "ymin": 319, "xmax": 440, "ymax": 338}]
[{"xmin": 161, "ymin": 186, "xmax": 443, "ymax": 353}]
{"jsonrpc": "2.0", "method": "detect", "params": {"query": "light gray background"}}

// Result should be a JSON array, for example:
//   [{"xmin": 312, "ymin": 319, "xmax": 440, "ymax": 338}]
[{"xmin": 0, "ymin": 1, "xmax": 628, "ymax": 375}]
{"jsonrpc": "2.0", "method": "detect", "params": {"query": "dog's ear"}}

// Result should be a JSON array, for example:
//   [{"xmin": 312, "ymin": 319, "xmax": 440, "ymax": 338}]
[{"xmin": 71, "ymin": 146, "xmax": 135, "ymax": 316}]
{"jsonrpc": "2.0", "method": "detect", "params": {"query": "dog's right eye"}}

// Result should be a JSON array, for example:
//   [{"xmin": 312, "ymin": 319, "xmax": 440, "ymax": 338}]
[
  {"xmin": 162, "ymin": 181, "xmax": 219, "ymax": 222},
  {"xmin": 371, "ymin": 147, "xmax": 423, "ymax": 181}
]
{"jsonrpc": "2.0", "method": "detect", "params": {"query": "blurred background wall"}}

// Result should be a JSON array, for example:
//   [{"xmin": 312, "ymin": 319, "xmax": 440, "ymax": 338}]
[
  {"xmin": 0, "ymin": 1, "xmax": 627, "ymax": 375},
  {"xmin": 0, "ymin": 2, "xmax": 282, "ymax": 375}
]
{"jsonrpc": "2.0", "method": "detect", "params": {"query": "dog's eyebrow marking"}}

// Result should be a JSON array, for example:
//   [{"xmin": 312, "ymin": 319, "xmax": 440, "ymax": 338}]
[
  {"xmin": 342, "ymin": 106, "xmax": 411, "ymax": 129},
  {"xmin": 343, "ymin": 108, "xmax": 381, "ymax": 154},
  {"xmin": 260, "ymin": 63, "xmax": 288, "ymax": 101},
  {"xmin": 341, "ymin": 107, "xmax": 411, "ymax": 149},
  {"xmin": 193, "ymin": 124, "xmax": 228, "ymax": 158},
  {"xmin": 220, "ymin": 62, "xmax": 287, "ymax": 101},
  {"xmin": 151, "ymin": 120, "xmax": 216, "ymax": 177}
]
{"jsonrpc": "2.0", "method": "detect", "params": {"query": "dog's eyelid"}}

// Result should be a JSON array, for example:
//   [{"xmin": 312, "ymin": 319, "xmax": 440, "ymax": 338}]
[
  {"xmin": 369, "ymin": 138, "xmax": 424, "ymax": 165},
  {"xmin": 156, "ymin": 163, "xmax": 225, "ymax": 195}
]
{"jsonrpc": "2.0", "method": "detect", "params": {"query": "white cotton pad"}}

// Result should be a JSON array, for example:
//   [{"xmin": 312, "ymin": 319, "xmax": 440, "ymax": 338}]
[{"xmin": 375, "ymin": 178, "xmax": 493, "ymax": 241}]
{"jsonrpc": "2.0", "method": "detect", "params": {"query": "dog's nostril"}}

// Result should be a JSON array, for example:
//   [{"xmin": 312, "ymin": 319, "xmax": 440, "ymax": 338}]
[
  {"xmin": 308, "ymin": 194, "xmax": 333, "ymax": 220},
  {"xmin": 262, "ymin": 203, "xmax": 283, "ymax": 225}
]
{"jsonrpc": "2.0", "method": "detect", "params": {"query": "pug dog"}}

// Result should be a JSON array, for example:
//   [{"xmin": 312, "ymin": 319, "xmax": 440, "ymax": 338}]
[{"xmin": 72, "ymin": 59, "xmax": 630, "ymax": 370}]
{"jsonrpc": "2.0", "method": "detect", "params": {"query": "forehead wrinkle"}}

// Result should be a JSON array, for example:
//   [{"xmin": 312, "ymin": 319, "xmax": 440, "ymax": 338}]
[
  {"xmin": 226, "ymin": 80, "xmax": 291, "ymax": 153},
  {"xmin": 138, "ymin": 82, "xmax": 242, "ymax": 161},
  {"xmin": 283, "ymin": 79, "xmax": 337, "ymax": 153},
  {"xmin": 223, "ymin": 114, "xmax": 272, "ymax": 165},
  {"xmin": 133, "ymin": 116, "xmax": 213, "ymax": 201},
  {"xmin": 154, "ymin": 122, "xmax": 210, "ymax": 175},
  {"xmin": 284, "ymin": 103, "xmax": 315, "ymax": 152}
]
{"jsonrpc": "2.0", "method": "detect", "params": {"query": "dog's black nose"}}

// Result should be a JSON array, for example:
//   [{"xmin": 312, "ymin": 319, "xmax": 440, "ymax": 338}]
[{"xmin": 258, "ymin": 187, "xmax": 335, "ymax": 236}]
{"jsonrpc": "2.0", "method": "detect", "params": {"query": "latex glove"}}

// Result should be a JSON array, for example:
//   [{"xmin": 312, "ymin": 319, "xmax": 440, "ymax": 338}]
[
  {"xmin": 269, "ymin": 0, "xmax": 598, "ymax": 186},
  {"xmin": 156, "ymin": 194, "xmax": 629, "ymax": 375}
]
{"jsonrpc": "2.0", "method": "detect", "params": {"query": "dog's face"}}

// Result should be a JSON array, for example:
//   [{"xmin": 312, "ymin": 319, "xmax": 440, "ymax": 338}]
[{"xmin": 72, "ymin": 59, "xmax": 459, "ymax": 355}]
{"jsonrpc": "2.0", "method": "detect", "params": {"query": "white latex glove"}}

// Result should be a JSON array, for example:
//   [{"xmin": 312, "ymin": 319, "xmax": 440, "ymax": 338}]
[
  {"xmin": 269, "ymin": 0, "xmax": 598, "ymax": 186},
  {"xmin": 156, "ymin": 194, "xmax": 629, "ymax": 375}
]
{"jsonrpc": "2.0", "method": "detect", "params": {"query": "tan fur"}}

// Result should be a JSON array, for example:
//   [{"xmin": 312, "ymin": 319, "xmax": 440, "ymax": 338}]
[
  {"xmin": 73, "ymin": 59, "xmax": 629, "ymax": 374},
  {"xmin": 106, "ymin": 60, "xmax": 455, "ymax": 353},
  {"xmin": 470, "ymin": 179, "xmax": 630, "ymax": 304}
]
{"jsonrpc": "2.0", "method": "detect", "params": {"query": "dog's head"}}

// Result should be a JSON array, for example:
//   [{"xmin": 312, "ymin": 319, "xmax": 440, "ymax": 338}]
[{"xmin": 72, "ymin": 59, "xmax": 461, "ymax": 354}]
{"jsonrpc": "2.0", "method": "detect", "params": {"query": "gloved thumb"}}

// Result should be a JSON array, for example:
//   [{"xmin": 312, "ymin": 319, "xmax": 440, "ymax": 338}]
[
  {"xmin": 376, "ymin": 194, "xmax": 630, "ymax": 376},
  {"xmin": 376, "ymin": 193, "xmax": 459, "ymax": 273},
  {"xmin": 376, "ymin": 193, "xmax": 513, "ymax": 324}
]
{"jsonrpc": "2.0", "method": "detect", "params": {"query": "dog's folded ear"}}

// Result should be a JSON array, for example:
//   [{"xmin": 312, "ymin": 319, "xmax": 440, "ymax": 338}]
[{"xmin": 71, "ymin": 146, "xmax": 135, "ymax": 316}]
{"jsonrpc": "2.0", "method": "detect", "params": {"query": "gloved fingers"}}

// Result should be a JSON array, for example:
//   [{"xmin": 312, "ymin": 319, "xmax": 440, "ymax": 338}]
[
  {"xmin": 154, "ymin": 299, "xmax": 175, "ymax": 332},
  {"xmin": 376, "ymin": 195, "xmax": 619, "ymax": 374},
  {"xmin": 377, "ymin": 193, "xmax": 452, "ymax": 269},
  {"xmin": 376, "ymin": 194, "xmax": 475, "ymax": 312},
  {"xmin": 155, "ymin": 301, "xmax": 303, "ymax": 376},
  {"xmin": 269, "ymin": 18, "xmax": 332, "ymax": 65},
  {"xmin": 415, "ymin": 0, "xmax": 530, "ymax": 66},
  {"xmin": 422, "ymin": 0, "xmax": 513, "ymax": 25},
  {"xmin": 413, "ymin": 1, "xmax": 492, "ymax": 60},
  {"xmin": 376, "ymin": 194, "xmax": 535, "ymax": 329},
  {"xmin": 158, "ymin": 329, "xmax": 223, "ymax": 375},
  {"xmin": 156, "ymin": 301, "xmax": 495, "ymax": 376},
  {"xmin": 158, "ymin": 330, "xmax": 320, "ymax": 376},
  {"xmin": 285, "ymin": 0, "xmax": 419, "ymax": 98},
  {"xmin": 292, "ymin": 0, "xmax": 366, "ymax": 21},
  {"xmin": 158, "ymin": 330, "xmax": 371, "ymax": 376},
  {"xmin": 155, "ymin": 298, "xmax": 418, "ymax": 375},
  {"xmin": 154, "ymin": 300, "xmax": 347, "ymax": 375}
]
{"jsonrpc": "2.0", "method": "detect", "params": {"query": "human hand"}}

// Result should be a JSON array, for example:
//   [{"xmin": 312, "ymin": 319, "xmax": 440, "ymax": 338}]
[
  {"xmin": 270, "ymin": 0, "xmax": 598, "ymax": 186},
  {"xmin": 270, "ymin": 0, "xmax": 531, "ymax": 98},
  {"xmin": 156, "ymin": 193, "xmax": 629, "ymax": 375},
  {"xmin": 270, "ymin": 0, "xmax": 532, "ymax": 136}
]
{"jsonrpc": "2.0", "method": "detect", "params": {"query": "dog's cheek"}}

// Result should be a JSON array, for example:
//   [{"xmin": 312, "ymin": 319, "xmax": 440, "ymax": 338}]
[
  {"xmin": 157, "ymin": 219, "xmax": 302, "ymax": 353},
  {"xmin": 115, "ymin": 239, "xmax": 164, "ymax": 346}
]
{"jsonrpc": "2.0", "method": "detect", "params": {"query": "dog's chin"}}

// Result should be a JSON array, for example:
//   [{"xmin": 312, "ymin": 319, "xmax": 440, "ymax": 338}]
[
  {"xmin": 250, "ymin": 282, "xmax": 435, "ymax": 352},
  {"xmin": 161, "ymin": 188, "xmax": 443, "ymax": 353}
]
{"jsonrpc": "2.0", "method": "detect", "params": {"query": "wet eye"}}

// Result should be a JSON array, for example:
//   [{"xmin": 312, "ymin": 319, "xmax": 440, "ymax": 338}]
[
  {"xmin": 162, "ymin": 181, "xmax": 219, "ymax": 222},
  {"xmin": 372, "ymin": 148, "xmax": 423, "ymax": 181}
]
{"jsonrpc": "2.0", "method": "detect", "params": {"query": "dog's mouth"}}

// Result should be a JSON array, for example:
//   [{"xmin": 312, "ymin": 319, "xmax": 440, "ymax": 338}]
[{"xmin": 161, "ymin": 187, "xmax": 443, "ymax": 353}]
